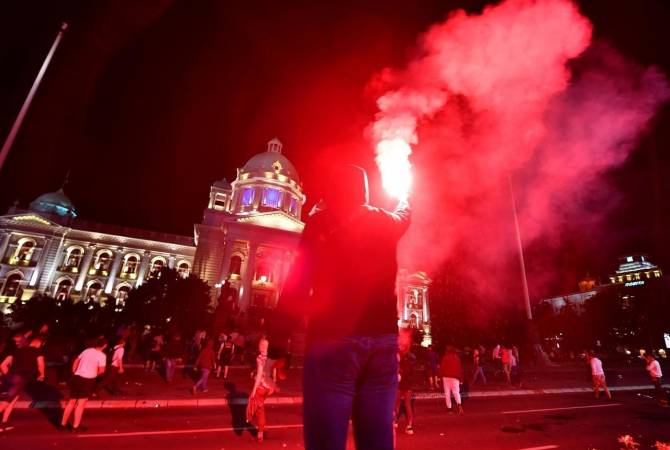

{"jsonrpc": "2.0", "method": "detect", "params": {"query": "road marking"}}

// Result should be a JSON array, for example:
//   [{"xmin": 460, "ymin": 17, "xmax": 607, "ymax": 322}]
[
  {"xmin": 502, "ymin": 403, "xmax": 621, "ymax": 414},
  {"xmin": 77, "ymin": 423, "xmax": 304, "ymax": 438},
  {"xmin": 517, "ymin": 446, "xmax": 558, "ymax": 450}
]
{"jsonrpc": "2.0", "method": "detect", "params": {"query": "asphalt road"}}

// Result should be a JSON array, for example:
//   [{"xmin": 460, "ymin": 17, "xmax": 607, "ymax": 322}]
[{"xmin": 2, "ymin": 390, "xmax": 669, "ymax": 449}]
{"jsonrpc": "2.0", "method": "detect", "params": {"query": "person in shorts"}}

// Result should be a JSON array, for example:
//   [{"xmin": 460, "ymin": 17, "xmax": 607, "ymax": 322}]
[
  {"xmin": 0, "ymin": 336, "xmax": 45, "ymax": 430},
  {"xmin": 588, "ymin": 351, "xmax": 612, "ymax": 400},
  {"xmin": 60, "ymin": 338, "xmax": 107, "ymax": 432},
  {"xmin": 216, "ymin": 336, "xmax": 235, "ymax": 380}
]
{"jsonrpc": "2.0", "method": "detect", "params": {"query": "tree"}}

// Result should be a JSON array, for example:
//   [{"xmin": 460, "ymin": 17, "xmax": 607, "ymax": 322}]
[{"xmin": 122, "ymin": 267, "xmax": 212, "ymax": 336}]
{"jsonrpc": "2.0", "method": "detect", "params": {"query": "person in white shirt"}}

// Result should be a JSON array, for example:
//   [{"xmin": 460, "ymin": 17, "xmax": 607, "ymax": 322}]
[
  {"xmin": 645, "ymin": 354, "xmax": 668, "ymax": 407},
  {"xmin": 60, "ymin": 338, "xmax": 107, "ymax": 432},
  {"xmin": 588, "ymin": 351, "xmax": 612, "ymax": 400}
]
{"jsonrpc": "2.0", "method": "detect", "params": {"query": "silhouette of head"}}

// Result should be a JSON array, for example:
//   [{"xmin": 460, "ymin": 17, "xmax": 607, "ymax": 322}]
[{"xmin": 324, "ymin": 164, "xmax": 369, "ymax": 210}]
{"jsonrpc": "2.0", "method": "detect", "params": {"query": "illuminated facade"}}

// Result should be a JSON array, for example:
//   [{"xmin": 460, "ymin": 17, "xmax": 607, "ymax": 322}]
[
  {"xmin": 0, "ymin": 189, "xmax": 194, "ymax": 314},
  {"xmin": 538, "ymin": 254, "xmax": 664, "ymax": 313},
  {"xmin": 0, "ymin": 138, "xmax": 431, "ymax": 332},
  {"xmin": 193, "ymin": 138, "xmax": 306, "ymax": 311}
]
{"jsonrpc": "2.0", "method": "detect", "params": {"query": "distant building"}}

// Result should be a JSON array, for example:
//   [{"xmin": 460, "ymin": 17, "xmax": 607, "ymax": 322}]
[
  {"xmin": 0, "ymin": 138, "xmax": 430, "ymax": 331},
  {"xmin": 537, "ymin": 254, "xmax": 664, "ymax": 314}
]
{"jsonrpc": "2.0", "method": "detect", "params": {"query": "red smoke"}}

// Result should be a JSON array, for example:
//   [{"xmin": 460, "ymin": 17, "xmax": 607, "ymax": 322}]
[{"xmin": 370, "ymin": 0, "xmax": 669, "ymax": 300}]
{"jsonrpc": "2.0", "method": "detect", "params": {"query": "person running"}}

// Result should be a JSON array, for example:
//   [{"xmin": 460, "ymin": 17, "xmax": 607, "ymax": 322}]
[
  {"xmin": 588, "ymin": 351, "xmax": 612, "ymax": 400},
  {"xmin": 217, "ymin": 336, "xmax": 235, "ymax": 380},
  {"xmin": 94, "ymin": 337, "xmax": 125, "ymax": 396},
  {"xmin": 274, "ymin": 164, "xmax": 410, "ymax": 450},
  {"xmin": 247, "ymin": 338, "xmax": 278, "ymax": 443},
  {"xmin": 0, "ymin": 336, "xmax": 45, "ymax": 431},
  {"xmin": 192, "ymin": 339, "xmax": 216, "ymax": 394},
  {"xmin": 441, "ymin": 345, "xmax": 464, "ymax": 414},
  {"xmin": 60, "ymin": 337, "xmax": 107, "ymax": 432},
  {"xmin": 394, "ymin": 333, "xmax": 417, "ymax": 435},
  {"xmin": 645, "ymin": 353, "xmax": 669, "ymax": 407},
  {"xmin": 471, "ymin": 346, "xmax": 487, "ymax": 386}
]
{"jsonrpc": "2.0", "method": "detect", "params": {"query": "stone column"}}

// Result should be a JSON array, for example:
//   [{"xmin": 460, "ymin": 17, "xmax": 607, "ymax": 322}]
[
  {"xmin": 105, "ymin": 248, "xmax": 124, "ymax": 294},
  {"xmin": 422, "ymin": 287, "xmax": 430, "ymax": 324},
  {"xmin": 0, "ymin": 232, "xmax": 11, "ymax": 262},
  {"xmin": 37, "ymin": 231, "xmax": 68, "ymax": 292},
  {"xmin": 135, "ymin": 251, "xmax": 151, "ymax": 288},
  {"xmin": 75, "ymin": 244, "xmax": 96, "ymax": 291},
  {"xmin": 30, "ymin": 237, "xmax": 54, "ymax": 286},
  {"xmin": 240, "ymin": 242, "xmax": 258, "ymax": 311},
  {"xmin": 168, "ymin": 254, "xmax": 176, "ymax": 269}
]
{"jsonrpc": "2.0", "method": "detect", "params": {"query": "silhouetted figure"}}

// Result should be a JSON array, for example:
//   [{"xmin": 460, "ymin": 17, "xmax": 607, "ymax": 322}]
[{"xmin": 276, "ymin": 164, "xmax": 410, "ymax": 450}]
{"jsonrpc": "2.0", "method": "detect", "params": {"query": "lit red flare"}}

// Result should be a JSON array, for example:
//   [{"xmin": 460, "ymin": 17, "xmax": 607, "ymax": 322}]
[{"xmin": 375, "ymin": 138, "xmax": 413, "ymax": 202}]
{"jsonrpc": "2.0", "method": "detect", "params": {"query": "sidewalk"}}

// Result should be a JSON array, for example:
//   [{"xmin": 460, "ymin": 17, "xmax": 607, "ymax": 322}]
[{"xmin": 12, "ymin": 363, "xmax": 669, "ymax": 409}]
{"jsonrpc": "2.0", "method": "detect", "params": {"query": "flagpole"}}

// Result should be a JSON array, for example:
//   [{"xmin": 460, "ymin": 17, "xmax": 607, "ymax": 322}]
[
  {"xmin": 0, "ymin": 22, "xmax": 68, "ymax": 173},
  {"xmin": 508, "ymin": 173, "xmax": 533, "ymax": 320}
]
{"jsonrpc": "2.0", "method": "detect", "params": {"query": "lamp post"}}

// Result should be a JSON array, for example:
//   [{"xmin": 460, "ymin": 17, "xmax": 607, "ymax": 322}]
[{"xmin": 0, "ymin": 22, "xmax": 68, "ymax": 173}]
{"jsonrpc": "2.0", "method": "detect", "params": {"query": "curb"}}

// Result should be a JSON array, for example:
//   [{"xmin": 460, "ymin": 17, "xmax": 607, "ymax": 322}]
[{"xmin": 12, "ymin": 384, "xmax": 668, "ymax": 410}]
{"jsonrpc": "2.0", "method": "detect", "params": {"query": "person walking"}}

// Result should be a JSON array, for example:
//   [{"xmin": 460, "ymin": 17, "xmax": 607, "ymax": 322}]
[
  {"xmin": 501, "ymin": 345, "xmax": 512, "ymax": 385},
  {"xmin": 145, "ymin": 331, "xmax": 164, "ymax": 372},
  {"xmin": 192, "ymin": 339, "xmax": 216, "ymax": 394},
  {"xmin": 645, "ymin": 353, "xmax": 668, "ymax": 407},
  {"xmin": 471, "ymin": 346, "xmax": 487, "ymax": 386},
  {"xmin": 94, "ymin": 337, "xmax": 125, "ymax": 396},
  {"xmin": 60, "ymin": 337, "xmax": 107, "ymax": 432},
  {"xmin": 425, "ymin": 345, "xmax": 440, "ymax": 391},
  {"xmin": 394, "ymin": 333, "xmax": 417, "ymax": 435},
  {"xmin": 217, "ymin": 336, "xmax": 235, "ymax": 380},
  {"xmin": 441, "ymin": 345, "xmax": 464, "ymax": 414},
  {"xmin": 163, "ymin": 333, "xmax": 183, "ymax": 383},
  {"xmin": 274, "ymin": 164, "xmax": 410, "ymax": 450},
  {"xmin": 588, "ymin": 351, "xmax": 612, "ymax": 400},
  {"xmin": 0, "ymin": 336, "xmax": 45, "ymax": 431},
  {"xmin": 247, "ymin": 338, "xmax": 278, "ymax": 443}
]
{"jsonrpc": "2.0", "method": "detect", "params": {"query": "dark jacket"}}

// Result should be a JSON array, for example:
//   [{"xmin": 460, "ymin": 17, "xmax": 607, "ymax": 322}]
[
  {"xmin": 440, "ymin": 351, "xmax": 463, "ymax": 381},
  {"xmin": 278, "ymin": 202, "xmax": 410, "ymax": 343}
]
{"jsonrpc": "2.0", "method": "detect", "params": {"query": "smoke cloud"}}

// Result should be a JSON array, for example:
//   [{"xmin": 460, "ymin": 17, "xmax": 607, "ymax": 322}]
[{"xmin": 370, "ymin": 0, "xmax": 669, "ymax": 300}]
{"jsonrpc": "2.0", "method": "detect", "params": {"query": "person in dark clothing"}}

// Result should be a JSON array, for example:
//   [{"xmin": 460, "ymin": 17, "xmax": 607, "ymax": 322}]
[
  {"xmin": 163, "ymin": 334, "xmax": 183, "ymax": 383},
  {"xmin": 275, "ymin": 164, "xmax": 410, "ymax": 450},
  {"xmin": 395, "ymin": 330, "xmax": 417, "ymax": 435},
  {"xmin": 0, "ymin": 336, "xmax": 45, "ymax": 429}
]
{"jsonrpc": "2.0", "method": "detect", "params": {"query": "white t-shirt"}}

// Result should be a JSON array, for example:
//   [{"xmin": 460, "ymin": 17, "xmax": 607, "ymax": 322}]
[
  {"xmin": 647, "ymin": 360, "xmax": 662, "ymax": 378},
  {"xmin": 74, "ymin": 348, "xmax": 106, "ymax": 379},
  {"xmin": 590, "ymin": 357, "xmax": 604, "ymax": 376},
  {"xmin": 111, "ymin": 345, "xmax": 124, "ymax": 368}
]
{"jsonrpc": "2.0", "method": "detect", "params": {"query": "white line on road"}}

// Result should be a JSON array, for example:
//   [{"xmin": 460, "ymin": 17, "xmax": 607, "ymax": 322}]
[
  {"xmin": 77, "ymin": 423, "xmax": 304, "ymax": 438},
  {"xmin": 502, "ymin": 403, "xmax": 621, "ymax": 414},
  {"xmin": 517, "ymin": 446, "xmax": 558, "ymax": 450}
]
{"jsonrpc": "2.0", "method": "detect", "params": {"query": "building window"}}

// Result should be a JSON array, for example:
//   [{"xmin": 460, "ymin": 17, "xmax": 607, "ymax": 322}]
[
  {"xmin": 115, "ymin": 285, "xmax": 131, "ymax": 306},
  {"xmin": 149, "ymin": 257, "xmax": 166, "ymax": 277},
  {"xmin": 289, "ymin": 197, "xmax": 298, "ymax": 215},
  {"xmin": 12, "ymin": 239, "xmax": 36, "ymax": 264},
  {"xmin": 55, "ymin": 279, "xmax": 72, "ymax": 301},
  {"xmin": 255, "ymin": 261, "xmax": 273, "ymax": 283},
  {"xmin": 261, "ymin": 188, "xmax": 282, "ymax": 209},
  {"xmin": 177, "ymin": 262, "xmax": 190, "ymax": 278},
  {"xmin": 241, "ymin": 188, "xmax": 255, "ymax": 207},
  {"xmin": 229, "ymin": 255, "xmax": 242, "ymax": 276},
  {"xmin": 86, "ymin": 282, "xmax": 102, "ymax": 302},
  {"xmin": 66, "ymin": 248, "xmax": 83, "ymax": 269},
  {"xmin": 214, "ymin": 194, "xmax": 227, "ymax": 210},
  {"xmin": 654, "ymin": 270, "xmax": 661, "ymax": 278},
  {"xmin": 93, "ymin": 250, "xmax": 112, "ymax": 271},
  {"xmin": 123, "ymin": 255, "xmax": 139, "ymax": 275},
  {"xmin": 2, "ymin": 274, "xmax": 23, "ymax": 297}
]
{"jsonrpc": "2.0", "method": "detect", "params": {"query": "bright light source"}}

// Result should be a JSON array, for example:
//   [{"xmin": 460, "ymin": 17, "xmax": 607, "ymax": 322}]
[
  {"xmin": 375, "ymin": 138, "xmax": 413, "ymax": 201},
  {"xmin": 259, "ymin": 275, "xmax": 268, "ymax": 283}
]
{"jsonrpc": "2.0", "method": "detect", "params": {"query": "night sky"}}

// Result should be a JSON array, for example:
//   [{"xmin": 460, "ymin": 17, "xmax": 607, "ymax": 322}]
[{"xmin": 1, "ymin": 0, "xmax": 669, "ymax": 297}]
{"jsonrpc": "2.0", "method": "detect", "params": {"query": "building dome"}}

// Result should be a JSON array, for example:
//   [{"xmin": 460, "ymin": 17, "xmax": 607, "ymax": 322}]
[
  {"xmin": 241, "ymin": 138, "xmax": 300, "ymax": 183},
  {"xmin": 29, "ymin": 188, "xmax": 77, "ymax": 218}
]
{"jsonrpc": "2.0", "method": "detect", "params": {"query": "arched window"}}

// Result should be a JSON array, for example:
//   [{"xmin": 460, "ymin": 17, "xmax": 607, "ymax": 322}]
[
  {"xmin": 55, "ymin": 279, "xmax": 73, "ymax": 301},
  {"xmin": 150, "ymin": 257, "xmax": 166, "ymax": 277},
  {"xmin": 241, "ymin": 188, "xmax": 255, "ymax": 207},
  {"xmin": 177, "ymin": 261, "xmax": 190, "ymax": 278},
  {"xmin": 115, "ymin": 285, "xmax": 131, "ymax": 307},
  {"xmin": 86, "ymin": 282, "xmax": 103, "ymax": 302},
  {"xmin": 122, "ymin": 254, "xmax": 139, "ymax": 275},
  {"xmin": 65, "ymin": 247, "xmax": 83, "ymax": 268},
  {"xmin": 94, "ymin": 250, "xmax": 112, "ymax": 271},
  {"xmin": 2, "ymin": 273, "xmax": 23, "ymax": 297},
  {"xmin": 14, "ymin": 239, "xmax": 36, "ymax": 264},
  {"xmin": 289, "ymin": 197, "xmax": 298, "ymax": 216},
  {"xmin": 229, "ymin": 255, "xmax": 242, "ymax": 276}
]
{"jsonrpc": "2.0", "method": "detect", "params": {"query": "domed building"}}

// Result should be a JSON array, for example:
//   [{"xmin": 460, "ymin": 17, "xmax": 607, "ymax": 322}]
[
  {"xmin": 29, "ymin": 188, "xmax": 77, "ymax": 219},
  {"xmin": 193, "ymin": 138, "xmax": 306, "ymax": 311}
]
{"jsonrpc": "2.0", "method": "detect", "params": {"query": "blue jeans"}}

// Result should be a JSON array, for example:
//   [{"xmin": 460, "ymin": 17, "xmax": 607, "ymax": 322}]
[
  {"xmin": 303, "ymin": 334, "xmax": 398, "ymax": 450},
  {"xmin": 194, "ymin": 368, "xmax": 210, "ymax": 391}
]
